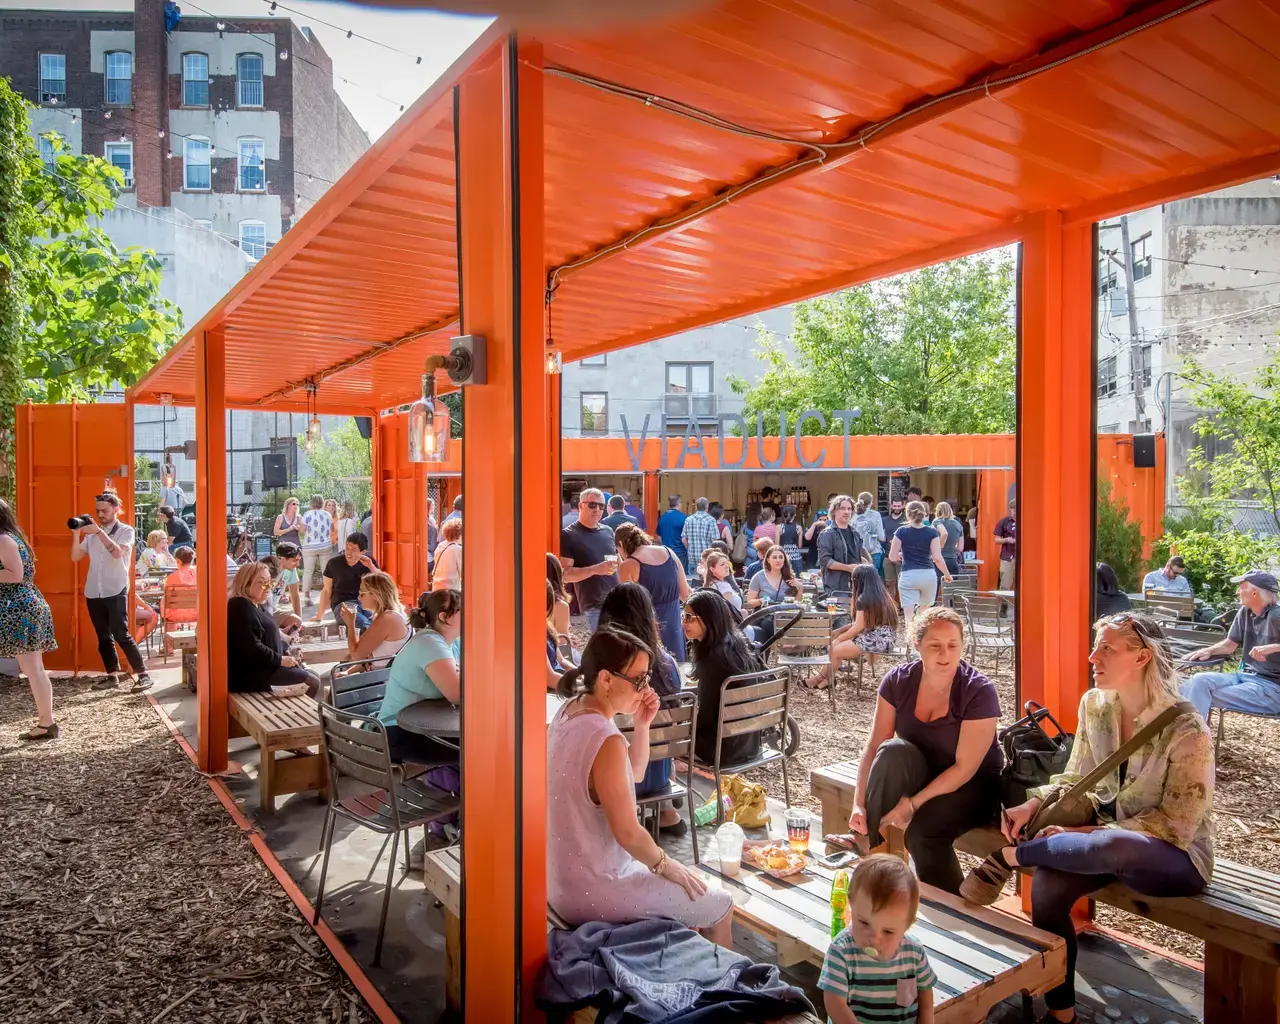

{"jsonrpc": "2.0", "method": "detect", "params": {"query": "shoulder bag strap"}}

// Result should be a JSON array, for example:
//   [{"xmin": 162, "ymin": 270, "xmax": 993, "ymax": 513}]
[{"xmin": 1059, "ymin": 700, "xmax": 1197, "ymax": 801}]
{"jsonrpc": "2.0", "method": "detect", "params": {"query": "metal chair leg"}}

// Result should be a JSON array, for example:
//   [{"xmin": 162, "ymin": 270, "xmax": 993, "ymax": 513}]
[
  {"xmin": 714, "ymin": 769, "xmax": 725, "ymax": 825},
  {"xmin": 1215, "ymin": 707, "xmax": 1224, "ymax": 760},
  {"xmin": 374, "ymin": 829, "xmax": 399, "ymax": 967},
  {"xmin": 687, "ymin": 764, "xmax": 700, "ymax": 864},
  {"xmin": 781, "ymin": 755, "xmax": 791, "ymax": 809},
  {"xmin": 402, "ymin": 824, "xmax": 412, "ymax": 873},
  {"xmin": 312, "ymin": 804, "xmax": 336, "ymax": 925}
]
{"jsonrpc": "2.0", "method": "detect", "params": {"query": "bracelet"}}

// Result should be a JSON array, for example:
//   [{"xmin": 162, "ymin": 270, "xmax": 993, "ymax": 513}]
[{"xmin": 650, "ymin": 850, "xmax": 667, "ymax": 875}]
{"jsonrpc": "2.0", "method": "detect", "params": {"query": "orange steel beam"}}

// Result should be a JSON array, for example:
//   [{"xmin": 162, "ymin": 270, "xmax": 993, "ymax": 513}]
[
  {"xmin": 195, "ymin": 328, "xmax": 230, "ymax": 773},
  {"xmin": 547, "ymin": 369, "xmax": 562, "ymax": 551},
  {"xmin": 457, "ymin": 35, "xmax": 549, "ymax": 1021},
  {"xmin": 1017, "ymin": 213, "xmax": 1095, "ymax": 733}
]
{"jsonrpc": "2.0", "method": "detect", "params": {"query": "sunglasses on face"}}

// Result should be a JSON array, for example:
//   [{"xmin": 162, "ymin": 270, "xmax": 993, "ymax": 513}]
[{"xmin": 583, "ymin": 502, "xmax": 606, "ymax": 511}]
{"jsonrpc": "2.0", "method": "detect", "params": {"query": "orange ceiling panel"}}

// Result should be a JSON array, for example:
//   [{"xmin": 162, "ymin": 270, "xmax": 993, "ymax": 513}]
[{"xmin": 130, "ymin": 0, "xmax": 1280, "ymax": 408}]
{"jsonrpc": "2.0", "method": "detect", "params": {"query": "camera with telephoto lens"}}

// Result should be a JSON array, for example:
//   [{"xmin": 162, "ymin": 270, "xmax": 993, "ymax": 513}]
[{"xmin": 67, "ymin": 514, "xmax": 95, "ymax": 529}]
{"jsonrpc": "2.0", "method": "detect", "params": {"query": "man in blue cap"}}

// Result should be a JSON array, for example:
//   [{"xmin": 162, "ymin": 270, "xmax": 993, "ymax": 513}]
[{"xmin": 1183, "ymin": 570, "xmax": 1280, "ymax": 722}]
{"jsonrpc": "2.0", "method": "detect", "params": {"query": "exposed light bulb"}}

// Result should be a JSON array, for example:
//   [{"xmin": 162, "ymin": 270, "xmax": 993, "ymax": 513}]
[
  {"xmin": 157, "ymin": 129, "xmax": 165, "ymax": 138},
  {"xmin": 70, "ymin": 114, "xmax": 77, "ymax": 124},
  {"xmin": 216, "ymin": 20, "xmax": 225, "ymax": 29},
  {"xmin": 279, "ymin": 50, "xmax": 288, "ymax": 60},
  {"xmin": 104, "ymin": 110, "xmax": 112, "ymax": 119},
  {"xmin": 49, "ymin": 96, "xmax": 58, "ymax": 105}
]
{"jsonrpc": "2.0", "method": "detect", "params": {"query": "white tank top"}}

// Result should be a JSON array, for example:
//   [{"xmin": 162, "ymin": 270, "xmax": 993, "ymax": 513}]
[{"xmin": 369, "ymin": 611, "xmax": 411, "ymax": 661}]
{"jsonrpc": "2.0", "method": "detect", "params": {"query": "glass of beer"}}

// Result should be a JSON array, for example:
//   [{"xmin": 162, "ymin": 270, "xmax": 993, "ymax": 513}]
[{"xmin": 784, "ymin": 807, "xmax": 810, "ymax": 852}]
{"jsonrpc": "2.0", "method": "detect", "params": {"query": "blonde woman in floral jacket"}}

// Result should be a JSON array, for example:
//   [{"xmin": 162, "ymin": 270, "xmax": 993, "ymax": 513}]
[{"xmin": 961, "ymin": 612, "xmax": 1214, "ymax": 1024}]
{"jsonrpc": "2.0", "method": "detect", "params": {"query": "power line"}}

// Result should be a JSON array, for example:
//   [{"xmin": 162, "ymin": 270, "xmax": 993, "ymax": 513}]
[
  {"xmin": 1100, "ymin": 247, "xmax": 1280, "ymax": 279},
  {"xmin": 252, "ymin": 0, "xmax": 430, "ymax": 67}
]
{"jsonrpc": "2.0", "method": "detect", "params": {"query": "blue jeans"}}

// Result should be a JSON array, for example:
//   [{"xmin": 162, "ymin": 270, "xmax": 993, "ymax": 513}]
[
  {"xmin": 1182, "ymin": 669, "xmax": 1280, "ymax": 721},
  {"xmin": 871, "ymin": 551, "xmax": 884, "ymax": 578},
  {"xmin": 1019, "ymin": 830, "xmax": 1205, "ymax": 1010}
]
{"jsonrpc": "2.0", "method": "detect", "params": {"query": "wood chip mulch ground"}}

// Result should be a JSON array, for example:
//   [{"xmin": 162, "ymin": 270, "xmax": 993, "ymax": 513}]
[{"xmin": 0, "ymin": 674, "xmax": 373, "ymax": 1024}]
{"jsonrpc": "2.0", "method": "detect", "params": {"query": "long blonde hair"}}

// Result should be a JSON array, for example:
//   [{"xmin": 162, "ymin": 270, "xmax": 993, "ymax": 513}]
[{"xmin": 359, "ymin": 571, "xmax": 403, "ymax": 616}]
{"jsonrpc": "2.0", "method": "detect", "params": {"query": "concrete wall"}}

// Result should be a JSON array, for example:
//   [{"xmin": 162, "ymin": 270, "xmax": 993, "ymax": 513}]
[{"xmin": 560, "ymin": 307, "xmax": 796, "ymax": 438}]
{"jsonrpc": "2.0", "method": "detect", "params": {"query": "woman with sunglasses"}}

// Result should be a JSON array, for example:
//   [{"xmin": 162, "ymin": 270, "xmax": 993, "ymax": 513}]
[
  {"xmin": 548, "ymin": 627, "xmax": 732, "ymax": 944},
  {"xmin": 682, "ymin": 590, "xmax": 766, "ymax": 767},
  {"xmin": 960, "ymin": 612, "xmax": 1213, "ymax": 1024}
]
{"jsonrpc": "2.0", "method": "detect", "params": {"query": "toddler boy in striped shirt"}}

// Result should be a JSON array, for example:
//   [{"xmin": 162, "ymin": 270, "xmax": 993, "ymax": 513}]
[{"xmin": 819, "ymin": 854, "xmax": 936, "ymax": 1024}]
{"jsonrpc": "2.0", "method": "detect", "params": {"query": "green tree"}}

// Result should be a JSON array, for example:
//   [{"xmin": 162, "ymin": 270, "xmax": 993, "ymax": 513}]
[
  {"xmin": 301, "ymin": 420, "xmax": 372, "ymax": 514},
  {"xmin": 728, "ymin": 254, "xmax": 1016, "ymax": 436},
  {"xmin": 1095, "ymin": 478, "xmax": 1145, "ymax": 592},
  {"xmin": 1181, "ymin": 356, "xmax": 1280, "ymax": 533},
  {"xmin": 0, "ymin": 79, "xmax": 182, "ymax": 496}
]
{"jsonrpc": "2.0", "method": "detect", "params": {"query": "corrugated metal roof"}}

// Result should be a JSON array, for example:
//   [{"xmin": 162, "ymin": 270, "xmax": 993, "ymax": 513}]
[{"xmin": 131, "ymin": 0, "xmax": 1280, "ymax": 409}]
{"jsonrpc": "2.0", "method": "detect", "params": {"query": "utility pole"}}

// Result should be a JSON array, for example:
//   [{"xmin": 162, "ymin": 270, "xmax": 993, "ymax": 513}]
[{"xmin": 1118, "ymin": 215, "xmax": 1146, "ymax": 425}]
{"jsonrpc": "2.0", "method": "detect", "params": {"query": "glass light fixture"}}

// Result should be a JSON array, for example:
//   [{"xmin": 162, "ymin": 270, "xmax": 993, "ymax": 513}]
[
  {"xmin": 545, "ymin": 350, "xmax": 562, "ymax": 374},
  {"xmin": 308, "ymin": 415, "xmax": 322, "ymax": 440},
  {"xmin": 408, "ymin": 364, "xmax": 450, "ymax": 463},
  {"xmin": 162, "ymin": 463, "xmax": 176, "ymax": 489}
]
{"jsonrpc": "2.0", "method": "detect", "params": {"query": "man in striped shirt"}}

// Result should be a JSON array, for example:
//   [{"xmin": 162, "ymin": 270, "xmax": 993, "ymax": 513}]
[
  {"xmin": 680, "ymin": 496, "xmax": 720, "ymax": 571},
  {"xmin": 820, "ymin": 855, "xmax": 936, "ymax": 1023}
]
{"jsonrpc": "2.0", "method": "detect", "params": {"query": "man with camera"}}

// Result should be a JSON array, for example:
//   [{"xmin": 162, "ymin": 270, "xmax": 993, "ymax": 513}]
[{"xmin": 70, "ymin": 491, "xmax": 150, "ymax": 692}]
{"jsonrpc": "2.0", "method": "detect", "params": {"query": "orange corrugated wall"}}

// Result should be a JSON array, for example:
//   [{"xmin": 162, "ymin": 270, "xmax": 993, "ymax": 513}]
[
  {"xmin": 1098, "ymin": 433, "xmax": 1165, "ymax": 560},
  {"xmin": 15, "ymin": 403, "xmax": 133, "ymax": 673}
]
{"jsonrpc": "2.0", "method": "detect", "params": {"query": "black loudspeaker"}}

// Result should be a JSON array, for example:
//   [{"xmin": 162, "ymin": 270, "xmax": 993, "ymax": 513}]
[
  {"xmin": 262, "ymin": 453, "xmax": 289, "ymax": 489},
  {"xmin": 355, "ymin": 416, "xmax": 373, "ymax": 440},
  {"xmin": 1133, "ymin": 433, "xmax": 1157, "ymax": 468}
]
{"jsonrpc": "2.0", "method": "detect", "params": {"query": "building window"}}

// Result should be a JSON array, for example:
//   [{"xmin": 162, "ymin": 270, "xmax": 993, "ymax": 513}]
[
  {"xmin": 239, "ymin": 220, "xmax": 267, "ymax": 261},
  {"xmin": 184, "ymin": 136, "xmax": 211, "ymax": 190},
  {"xmin": 1099, "ymin": 422, "xmax": 1120, "ymax": 433},
  {"xmin": 666, "ymin": 362, "xmax": 713, "ymax": 394},
  {"xmin": 1131, "ymin": 232, "xmax": 1152, "ymax": 282},
  {"xmin": 237, "ymin": 53, "xmax": 264, "ymax": 107},
  {"xmin": 37, "ymin": 133, "xmax": 59, "ymax": 169},
  {"xmin": 39, "ymin": 53, "xmax": 66, "ymax": 103},
  {"xmin": 1097, "ymin": 257, "xmax": 1118, "ymax": 296},
  {"xmin": 105, "ymin": 50, "xmax": 132, "ymax": 105},
  {"xmin": 580, "ymin": 393, "xmax": 608, "ymax": 435},
  {"xmin": 238, "ymin": 138, "xmax": 265, "ymax": 192},
  {"xmin": 580, "ymin": 354, "xmax": 607, "ymax": 367},
  {"xmin": 1097, "ymin": 355, "xmax": 1118, "ymax": 398},
  {"xmin": 1139, "ymin": 344, "xmax": 1153, "ymax": 389},
  {"xmin": 105, "ymin": 141, "xmax": 133, "ymax": 189},
  {"xmin": 183, "ymin": 52, "xmax": 209, "ymax": 107}
]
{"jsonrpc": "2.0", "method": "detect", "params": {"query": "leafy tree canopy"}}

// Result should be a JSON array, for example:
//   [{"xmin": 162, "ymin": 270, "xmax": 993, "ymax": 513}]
[
  {"xmin": 300, "ymin": 419, "xmax": 373, "ymax": 514},
  {"xmin": 728, "ymin": 254, "xmax": 1016, "ymax": 436}
]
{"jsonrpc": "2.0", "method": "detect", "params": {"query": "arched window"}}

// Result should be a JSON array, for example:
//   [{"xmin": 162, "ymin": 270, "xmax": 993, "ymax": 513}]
[
  {"xmin": 105, "ymin": 50, "xmax": 132, "ymax": 105},
  {"xmin": 237, "ymin": 53, "xmax": 263, "ymax": 107}
]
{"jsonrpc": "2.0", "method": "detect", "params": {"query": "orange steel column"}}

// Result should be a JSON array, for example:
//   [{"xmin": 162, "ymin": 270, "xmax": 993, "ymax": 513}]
[
  {"xmin": 643, "ymin": 470, "xmax": 659, "ymax": 533},
  {"xmin": 1018, "ymin": 213, "xmax": 1094, "ymax": 731},
  {"xmin": 195, "ymin": 328, "xmax": 230, "ymax": 772},
  {"xmin": 457, "ymin": 36, "xmax": 548, "ymax": 1021},
  {"xmin": 547, "ymin": 369, "xmax": 562, "ymax": 550}
]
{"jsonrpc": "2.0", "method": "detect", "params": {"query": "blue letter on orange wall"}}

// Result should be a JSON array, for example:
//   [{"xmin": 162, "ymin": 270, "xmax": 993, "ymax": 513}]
[
  {"xmin": 718, "ymin": 414, "xmax": 746, "ymax": 469},
  {"xmin": 796, "ymin": 411, "xmax": 826, "ymax": 469},
  {"xmin": 677, "ymin": 416, "xmax": 709, "ymax": 470},
  {"xmin": 621, "ymin": 414, "xmax": 651, "ymax": 474},
  {"xmin": 758, "ymin": 412, "xmax": 786, "ymax": 470}
]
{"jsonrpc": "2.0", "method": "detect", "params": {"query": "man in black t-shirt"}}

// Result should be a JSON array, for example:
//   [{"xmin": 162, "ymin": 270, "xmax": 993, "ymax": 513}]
[
  {"xmin": 158, "ymin": 505, "xmax": 193, "ymax": 549},
  {"xmin": 312, "ymin": 531, "xmax": 377, "ymax": 630},
  {"xmin": 560, "ymin": 488, "xmax": 618, "ymax": 630}
]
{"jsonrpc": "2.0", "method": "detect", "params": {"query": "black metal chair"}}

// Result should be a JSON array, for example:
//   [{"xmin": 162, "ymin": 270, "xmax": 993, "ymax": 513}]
[
  {"xmin": 313, "ymin": 700, "xmax": 459, "ymax": 965},
  {"xmin": 616, "ymin": 691, "xmax": 701, "ymax": 860},
  {"xmin": 326, "ymin": 659, "xmax": 394, "ymax": 716},
  {"xmin": 700, "ymin": 666, "xmax": 793, "ymax": 822}
]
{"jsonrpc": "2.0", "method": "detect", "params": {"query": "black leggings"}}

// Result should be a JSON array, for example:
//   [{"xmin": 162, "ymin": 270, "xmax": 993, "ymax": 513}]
[
  {"xmin": 86, "ymin": 591, "xmax": 146, "ymax": 676},
  {"xmin": 864, "ymin": 737, "xmax": 1000, "ymax": 894}
]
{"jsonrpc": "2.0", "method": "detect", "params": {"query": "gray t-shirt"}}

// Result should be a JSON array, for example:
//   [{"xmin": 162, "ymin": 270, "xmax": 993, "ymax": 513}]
[
  {"xmin": 560, "ymin": 521, "xmax": 618, "ymax": 613},
  {"xmin": 1230, "ymin": 603, "xmax": 1280, "ymax": 681}
]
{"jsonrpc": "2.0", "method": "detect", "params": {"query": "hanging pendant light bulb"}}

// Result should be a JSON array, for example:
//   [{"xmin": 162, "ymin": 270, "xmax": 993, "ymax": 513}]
[
  {"xmin": 162, "ymin": 462, "xmax": 176, "ymax": 489},
  {"xmin": 407, "ymin": 357, "xmax": 451, "ymax": 463},
  {"xmin": 545, "ymin": 350, "xmax": 562, "ymax": 374}
]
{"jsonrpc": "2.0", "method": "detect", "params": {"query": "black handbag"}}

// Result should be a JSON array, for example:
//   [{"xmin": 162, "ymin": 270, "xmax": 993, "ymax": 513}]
[{"xmin": 998, "ymin": 701, "xmax": 1074, "ymax": 808}]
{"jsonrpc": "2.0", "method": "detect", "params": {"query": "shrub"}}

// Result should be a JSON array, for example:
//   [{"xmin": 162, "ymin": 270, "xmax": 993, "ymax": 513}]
[
  {"xmin": 1096, "ymin": 479, "xmax": 1145, "ymax": 593},
  {"xmin": 1148, "ymin": 530, "xmax": 1280, "ymax": 609}
]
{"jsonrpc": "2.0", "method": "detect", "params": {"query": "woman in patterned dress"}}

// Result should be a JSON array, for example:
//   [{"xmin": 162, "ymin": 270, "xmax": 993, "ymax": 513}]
[{"xmin": 0, "ymin": 500, "xmax": 59, "ymax": 741}]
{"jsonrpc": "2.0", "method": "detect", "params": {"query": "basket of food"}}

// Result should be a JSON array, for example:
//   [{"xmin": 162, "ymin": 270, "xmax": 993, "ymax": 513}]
[
  {"xmin": 742, "ymin": 840, "xmax": 808, "ymax": 879},
  {"xmin": 269, "ymin": 683, "xmax": 310, "ymax": 699}
]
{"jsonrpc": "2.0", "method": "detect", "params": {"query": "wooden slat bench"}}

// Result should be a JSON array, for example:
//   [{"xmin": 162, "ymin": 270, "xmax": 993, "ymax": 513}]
[
  {"xmin": 228, "ymin": 691, "xmax": 325, "ymax": 813},
  {"xmin": 422, "ymin": 847, "xmax": 823, "ymax": 1023},
  {"xmin": 693, "ymin": 856, "xmax": 1064, "ymax": 1022},
  {"xmin": 812, "ymin": 758, "xmax": 1280, "ymax": 1022}
]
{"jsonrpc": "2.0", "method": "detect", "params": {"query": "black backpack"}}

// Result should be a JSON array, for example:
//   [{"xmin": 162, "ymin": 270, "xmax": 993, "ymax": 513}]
[{"xmin": 998, "ymin": 701, "xmax": 1074, "ymax": 808}]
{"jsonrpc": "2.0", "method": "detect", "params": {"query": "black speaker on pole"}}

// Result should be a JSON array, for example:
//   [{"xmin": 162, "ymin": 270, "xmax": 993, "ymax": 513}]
[
  {"xmin": 1133, "ymin": 433, "xmax": 1157, "ymax": 468},
  {"xmin": 355, "ymin": 416, "xmax": 373, "ymax": 440},
  {"xmin": 262, "ymin": 452, "xmax": 289, "ymax": 489}
]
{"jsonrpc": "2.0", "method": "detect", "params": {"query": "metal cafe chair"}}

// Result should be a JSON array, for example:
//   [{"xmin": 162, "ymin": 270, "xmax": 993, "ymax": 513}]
[
  {"xmin": 700, "ymin": 666, "xmax": 793, "ymax": 823},
  {"xmin": 616, "ymin": 691, "xmax": 701, "ymax": 860},
  {"xmin": 313, "ymin": 700, "xmax": 458, "ymax": 966}
]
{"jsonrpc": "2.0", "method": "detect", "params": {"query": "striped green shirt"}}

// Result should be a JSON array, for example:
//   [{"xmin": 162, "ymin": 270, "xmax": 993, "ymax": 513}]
[{"xmin": 818, "ymin": 929, "xmax": 936, "ymax": 1023}]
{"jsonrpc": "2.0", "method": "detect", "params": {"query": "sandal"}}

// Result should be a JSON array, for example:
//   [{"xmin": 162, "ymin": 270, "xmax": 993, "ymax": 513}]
[
  {"xmin": 19, "ymin": 722, "xmax": 60, "ymax": 742},
  {"xmin": 959, "ymin": 851, "xmax": 1014, "ymax": 906}
]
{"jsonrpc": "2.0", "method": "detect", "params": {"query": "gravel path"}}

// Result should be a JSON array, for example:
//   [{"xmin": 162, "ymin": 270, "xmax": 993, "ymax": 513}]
[{"xmin": 0, "ymin": 674, "xmax": 372, "ymax": 1024}]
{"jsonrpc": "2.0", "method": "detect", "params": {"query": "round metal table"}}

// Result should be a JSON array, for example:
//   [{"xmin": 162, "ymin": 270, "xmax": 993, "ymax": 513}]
[{"xmin": 395, "ymin": 699, "xmax": 461, "ymax": 738}]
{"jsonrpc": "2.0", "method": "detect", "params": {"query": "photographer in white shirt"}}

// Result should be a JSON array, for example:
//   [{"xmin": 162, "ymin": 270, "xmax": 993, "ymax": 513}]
[{"xmin": 70, "ymin": 490, "xmax": 150, "ymax": 692}]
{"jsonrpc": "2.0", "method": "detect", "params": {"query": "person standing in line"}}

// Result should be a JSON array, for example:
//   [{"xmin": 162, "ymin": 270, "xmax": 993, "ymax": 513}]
[
  {"xmin": 680, "ymin": 497, "xmax": 720, "ymax": 572},
  {"xmin": 758, "ymin": 486, "xmax": 782, "ymax": 519},
  {"xmin": 888, "ymin": 500, "xmax": 952, "ymax": 636},
  {"xmin": 0, "ymin": 500, "xmax": 60, "ymax": 740},
  {"xmin": 71, "ymin": 490, "xmax": 150, "ymax": 692},
  {"xmin": 994, "ymin": 499, "xmax": 1017, "ymax": 591},
  {"xmin": 853, "ymin": 492, "xmax": 885, "ymax": 578},
  {"xmin": 273, "ymin": 497, "xmax": 304, "ymax": 548},
  {"xmin": 615, "ymin": 523, "xmax": 690, "ymax": 660},
  {"xmin": 560, "ymin": 488, "xmax": 620, "ymax": 631},
  {"xmin": 323, "ymin": 498, "xmax": 341, "ymax": 555},
  {"xmin": 336, "ymin": 500, "xmax": 360, "ymax": 552},
  {"xmin": 432, "ymin": 518, "xmax": 464, "ymax": 592},
  {"xmin": 752, "ymin": 507, "xmax": 779, "ymax": 546},
  {"xmin": 708, "ymin": 502, "xmax": 734, "ymax": 546},
  {"xmin": 777, "ymin": 504, "xmax": 804, "ymax": 571},
  {"xmin": 656, "ymin": 494, "xmax": 688, "ymax": 570},
  {"xmin": 803, "ymin": 506, "xmax": 828, "ymax": 571},
  {"xmin": 426, "ymin": 498, "xmax": 439, "ymax": 577},
  {"xmin": 445, "ymin": 495, "xmax": 463, "ymax": 523},
  {"xmin": 299, "ymin": 495, "xmax": 333, "ymax": 599},
  {"xmin": 601, "ymin": 495, "xmax": 639, "ymax": 532},
  {"xmin": 934, "ymin": 501, "xmax": 964, "ymax": 577},
  {"xmin": 817, "ymin": 494, "xmax": 867, "ymax": 596},
  {"xmin": 881, "ymin": 496, "xmax": 906, "ymax": 594},
  {"xmin": 620, "ymin": 490, "xmax": 647, "ymax": 531}
]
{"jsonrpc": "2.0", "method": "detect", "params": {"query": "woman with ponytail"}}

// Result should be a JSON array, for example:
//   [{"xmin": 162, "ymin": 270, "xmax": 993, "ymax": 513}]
[
  {"xmin": 548, "ymin": 627, "xmax": 732, "ymax": 944},
  {"xmin": 376, "ymin": 589, "xmax": 461, "ymax": 765}
]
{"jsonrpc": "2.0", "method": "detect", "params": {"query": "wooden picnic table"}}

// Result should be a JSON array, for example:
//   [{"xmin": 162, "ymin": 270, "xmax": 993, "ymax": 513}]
[{"xmin": 693, "ymin": 853, "xmax": 1065, "ymax": 1022}]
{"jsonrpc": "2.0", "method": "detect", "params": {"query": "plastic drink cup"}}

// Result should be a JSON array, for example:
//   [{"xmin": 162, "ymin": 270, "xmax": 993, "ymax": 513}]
[
  {"xmin": 717, "ymin": 822, "xmax": 745, "ymax": 876},
  {"xmin": 784, "ymin": 807, "xmax": 811, "ymax": 852}
]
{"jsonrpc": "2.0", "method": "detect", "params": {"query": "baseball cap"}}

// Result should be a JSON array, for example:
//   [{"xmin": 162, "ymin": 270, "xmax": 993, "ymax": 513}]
[{"xmin": 1230, "ymin": 570, "xmax": 1278, "ymax": 592}]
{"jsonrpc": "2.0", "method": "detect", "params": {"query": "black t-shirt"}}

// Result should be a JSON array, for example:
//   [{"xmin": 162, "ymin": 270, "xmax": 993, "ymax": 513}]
[
  {"xmin": 166, "ymin": 517, "xmax": 193, "ymax": 547},
  {"xmin": 881, "ymin": 511, "xmax": 905, "ymax": 538},
  {"xmin": 560, "ymin": 520, "xmax": 618, "ymax": 612},
  {"xmin": 325, "ymin": 553, "xmax": 376, "ymax": 605}
]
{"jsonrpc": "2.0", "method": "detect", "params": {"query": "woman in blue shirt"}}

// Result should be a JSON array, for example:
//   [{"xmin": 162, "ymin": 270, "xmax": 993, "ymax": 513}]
[
  {"xmin": 378, "ymin": 588, "xmax": 461, "ymax": 765},
  {"xmin": 888, "ymin": 501, "xmax": 952, "ymax": 634}
]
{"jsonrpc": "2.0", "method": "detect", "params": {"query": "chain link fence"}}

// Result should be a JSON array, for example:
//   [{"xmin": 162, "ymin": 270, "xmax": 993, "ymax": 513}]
[{"xmin": 1166, "ymin": 501, "xmax": 1280, "ymax": 537}]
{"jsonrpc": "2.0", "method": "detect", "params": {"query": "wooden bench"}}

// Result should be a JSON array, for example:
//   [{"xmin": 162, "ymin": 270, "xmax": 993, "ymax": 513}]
[
  {"xmin": 422, "ymin": 846, "xmax": 822, "ymax": 1023},
  {"xmin": 693, "ymin": 856, "xmax": 1064, "ymax": 1022},
  {"xmin": 227, "ymin": 691, "xmax": 325, "ymax": 813},
  {"xmin": 812, "ymin": 758, "xmax": 1280, "ymax": 1022}
]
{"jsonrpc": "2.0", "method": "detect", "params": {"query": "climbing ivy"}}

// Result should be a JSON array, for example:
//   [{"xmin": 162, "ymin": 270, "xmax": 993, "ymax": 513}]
[{"xmin": 0, "ymin": 79, "xmax": 34, "ymax": 502}]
